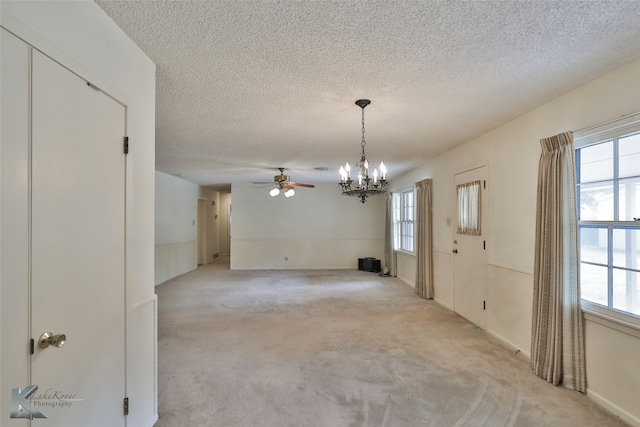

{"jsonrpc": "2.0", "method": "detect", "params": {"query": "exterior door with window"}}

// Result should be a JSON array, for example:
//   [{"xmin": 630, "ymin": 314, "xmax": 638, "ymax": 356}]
[{"xmin": 453, "ymin": 166, "xmax": 488, "ymax": 328}]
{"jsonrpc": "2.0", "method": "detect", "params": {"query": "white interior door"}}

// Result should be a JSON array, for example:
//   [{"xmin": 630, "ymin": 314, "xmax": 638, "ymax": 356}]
[
  {"xmin": 453, "ymin": 166, "xmax": 488, "ymax": 328},
  {"xmin": 30, "ymin": 50, "xmax": 126, "ymax": 426},
  {"xmin": 197, "ymin": 199, "xmax": 207, "ymax": 265}
]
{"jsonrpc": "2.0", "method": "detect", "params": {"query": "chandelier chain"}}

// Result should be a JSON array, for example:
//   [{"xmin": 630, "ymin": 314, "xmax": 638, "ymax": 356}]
[{"xmin": 361, "ymin": 107, "xmax": 366, "ymax": 150}]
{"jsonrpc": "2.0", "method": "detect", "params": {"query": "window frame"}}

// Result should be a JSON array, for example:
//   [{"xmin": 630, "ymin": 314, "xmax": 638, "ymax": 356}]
[
  {"xmin": 392, "ymin": 188, "xmax": 415, "ymax": 254},
  {"xmin": 575, "ymin": 114, "xmax": 640, "ymax": 328}
]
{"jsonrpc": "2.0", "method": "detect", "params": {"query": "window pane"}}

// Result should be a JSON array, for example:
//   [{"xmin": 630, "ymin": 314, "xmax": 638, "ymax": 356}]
[
  {"xmin": 619, "ymin": 176, "xmax": 640, "ymax": 221},
  {"xmin": 393, "ymin": 223, "xmax": 400, "ymax": 249},
  {"xmin": 402, "ymin": 222, "xmax": 413, "ymax": 239},
  {"xmin": 619, "ymin": 133, "xmax": 640, "ymax": 179},
  {"xmin": 613, "ymin": 268, "xmax": 640, "ymax": 316},
  {"xmin": 580, "ymin": 226, "xmax": 608, "ymax": 265},
  {"xmin": 579, "ymin": 140, "xmax": 613, "ymax": 183},
  {"xmin": 404, "ymin": 191, "xmax": 413, "ymax": 205},
  {"xmin": 393, "ymin": 194, "xmax": 400, "ymax": 221},
  {"xmin": 612, "ymin": 228, "xmax": 640, "ymax": 269},
  {"xmin": 405, "ymin": 237, "xmax": 414, "ymax": 252},
  {"xmin": 456, "ymin": 181, "xmax": 481, "ymax": 235},
  {"xmin": 403, "ymin": 222, "xmax": 414, "ymax": 252},
  {"xmin": 579, "ymin": 181, "xmax": 614, "ymax": 220},
  {"xmin": 404, "ymin": 205, "xmax": 413, "ymax": 221},
  {"xmin": 403, "ymin": 191, "xmax": 414, "ymax": 220},
  {"xmin": 580, "ymin": 263, "xmax": 608, "ymax": 306}
]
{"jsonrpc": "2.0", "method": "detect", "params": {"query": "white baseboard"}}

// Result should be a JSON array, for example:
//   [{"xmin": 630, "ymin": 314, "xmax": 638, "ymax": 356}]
[
  {"xmin": 147, "ymin": 414, "xmax": 159, "ymax": 427},
  {"xmin": 397, "ymin": 275, "xmax": 414, "ymax": 288},
  {"xmin": 486, "ymin": 329, "xmax": 531, "ymax": 359},
  {"xmin": 422, "ymin": 285, "xmax": 637, "ymax": 427},
  {"xmin": 587, "ymin": 388, "xmax": 640, "ymax": 427},
  {"xmin": 434, "ymin": 297, "xmax": 453, "ymax": 311}
]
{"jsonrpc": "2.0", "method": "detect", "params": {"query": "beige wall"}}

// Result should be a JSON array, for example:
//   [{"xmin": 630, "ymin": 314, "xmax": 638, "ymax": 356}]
[
  {"xmin": 390, "ymin": 58, "xmax": 640, "ymax": 425},
  {"xmin": 155, "ymin": 171, "xmax": 199, "ymax": 285},
  {"xmin": 230, "ymin": 183, "xmax": 385, "ymax": 269},
  {"xmin": 219, "ymin": 193, "xmax": 232, "ymax": 255},
  {"xmin": 396, "ymin": 252, "xmax": 416, "ymax": 287}
]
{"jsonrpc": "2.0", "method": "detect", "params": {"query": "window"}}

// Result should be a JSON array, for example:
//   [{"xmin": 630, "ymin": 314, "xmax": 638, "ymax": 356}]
[
  {"xmin": 576, "ymin": 117, "xmax": 640, "ymax": 322},
  {"xmin": 456, "ymin": 180, "xmax": 481, "ymax": 236},
  {"xmin": 393, "ymin": 189, "xmax": 415, "ymax": 253}
]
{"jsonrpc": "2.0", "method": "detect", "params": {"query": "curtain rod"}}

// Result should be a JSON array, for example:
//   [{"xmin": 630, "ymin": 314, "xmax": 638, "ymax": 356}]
[{"xmin": 574, "ymin": 111, "xmax": 640, "ymax": 135}]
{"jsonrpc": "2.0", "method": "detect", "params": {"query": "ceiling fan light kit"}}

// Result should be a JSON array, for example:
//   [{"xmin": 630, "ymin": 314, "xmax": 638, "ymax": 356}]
[
  {"xmin": 339, "ymin": 99, "xmax": 388, "ymax": 203},
  {"xmin": 255, "ymin": 168, "xmax": 314, "ymax": 198}
]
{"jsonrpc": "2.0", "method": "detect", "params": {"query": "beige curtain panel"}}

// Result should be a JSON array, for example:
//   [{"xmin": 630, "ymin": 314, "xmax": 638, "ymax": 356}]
[
  {"xmin": 415, "ymin": 179, "xmax": 434, "ymax": 299},
  {"xmin": 383, "ymin": 193, "xmax": 397, "ymax": 277},
  {"xmin": 456, "ymin": 181, "xmax": 481, "ymax": 236},
  {"xmin": 531, "ymin": 131, "xmax": 586, "ymax": 393}
]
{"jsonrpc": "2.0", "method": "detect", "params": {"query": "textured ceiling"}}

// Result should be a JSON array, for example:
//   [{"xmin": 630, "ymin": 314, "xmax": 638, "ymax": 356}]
[{"xmin": 95, "ymin": 0, "xmax": 640, "ymax": 191}]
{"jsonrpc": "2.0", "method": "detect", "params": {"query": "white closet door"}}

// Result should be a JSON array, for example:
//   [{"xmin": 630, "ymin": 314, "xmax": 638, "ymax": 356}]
[
  {"xmin": 30, "ymin": 49, "xmax": 126, "ymax": 426},
  {"xmin": 1, "ymin": 28, "xmax": 31, "ymax": 419}
]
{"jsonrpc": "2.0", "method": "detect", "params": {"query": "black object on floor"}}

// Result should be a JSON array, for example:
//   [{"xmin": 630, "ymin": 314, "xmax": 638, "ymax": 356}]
[{"xmin": 358, "ymin": 257, "xmax": 381, "ymax": 273}]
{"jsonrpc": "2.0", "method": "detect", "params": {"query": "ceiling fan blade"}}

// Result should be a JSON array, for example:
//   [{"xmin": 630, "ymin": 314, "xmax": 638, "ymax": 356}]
[
  {"xmin": 252, "ymin": 181, "xmax": 274, "ymax": 184},
  {"xmin": 288, "ymin": 182, "xmax": 315, "ymax": 188}
]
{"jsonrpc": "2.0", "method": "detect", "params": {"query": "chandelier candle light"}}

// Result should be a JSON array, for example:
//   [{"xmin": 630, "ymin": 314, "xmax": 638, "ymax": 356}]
[{"xmin": 339, "ymin": 99, "xmax": 387, "ymax": 203}]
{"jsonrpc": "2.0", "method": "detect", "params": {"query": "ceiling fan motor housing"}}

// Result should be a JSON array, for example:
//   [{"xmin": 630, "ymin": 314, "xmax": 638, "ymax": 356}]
[{"xmin": 275, "ymin": 173, "xmax": 289, "ymax": 183}]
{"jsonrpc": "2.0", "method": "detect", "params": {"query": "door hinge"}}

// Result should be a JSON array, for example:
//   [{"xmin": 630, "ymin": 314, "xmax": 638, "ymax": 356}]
[
  {"xmin": 124, "ymin": 397, "xmax": 129, "ymax": 416},
  {"xmin": 123, "ymin": 136, "xmax": 129, "ymax": 155},
  {"xmin": 483, "ymin": 240, "xmax": 486, "ymax": 250},
  {"xmin": 483, "ymin": 180, "xmax": 486, "ymax": 189},
  {"xmin": 30, "ymin": 338, "xmax": 35, "ymax": 355},
  {"xmin": 483, "ymin": 300, "xmax": 486, "ymax": 310}
]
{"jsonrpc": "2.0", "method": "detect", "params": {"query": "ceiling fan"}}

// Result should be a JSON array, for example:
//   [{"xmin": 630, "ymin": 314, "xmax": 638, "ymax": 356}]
[{"xmin": 253, "ymin": 168, "xmax": 315, "ymax": 198}]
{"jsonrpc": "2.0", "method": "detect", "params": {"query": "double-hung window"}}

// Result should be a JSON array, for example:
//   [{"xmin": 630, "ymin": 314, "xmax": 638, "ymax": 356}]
[
  {"xmin": 393, "ymin": 189, "xmax": 415, "ymax": 253},
  {"xmin": 576, "ymin": 115, "xmax": 640, "ymax": 323}
]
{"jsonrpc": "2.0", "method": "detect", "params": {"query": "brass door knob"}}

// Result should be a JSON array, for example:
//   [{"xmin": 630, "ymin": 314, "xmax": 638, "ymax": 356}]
[{"xmin": 38, "ymin": 331, "xmax": 66, "ymax": 349}]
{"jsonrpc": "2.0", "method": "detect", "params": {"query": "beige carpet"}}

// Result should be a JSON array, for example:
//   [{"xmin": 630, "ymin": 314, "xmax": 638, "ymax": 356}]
[{"xmin": 155, "ymin": 257, "xmax": 627, "ymax": 427}]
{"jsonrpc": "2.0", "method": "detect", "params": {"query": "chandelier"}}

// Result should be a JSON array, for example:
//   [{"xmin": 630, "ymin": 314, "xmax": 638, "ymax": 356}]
[{"xmin": 339, "ymin": 99, "xmax": 387, "ymax": 203}]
